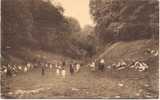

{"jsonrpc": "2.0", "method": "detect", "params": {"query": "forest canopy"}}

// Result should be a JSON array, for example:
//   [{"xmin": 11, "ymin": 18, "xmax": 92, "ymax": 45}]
[
  {"xmin": 89, "ymin": 0, "xmax": 159, "ymax": 44},
  {"xmin": 2, "ymin": 0, "xmax": 98, "ymax": 60}
]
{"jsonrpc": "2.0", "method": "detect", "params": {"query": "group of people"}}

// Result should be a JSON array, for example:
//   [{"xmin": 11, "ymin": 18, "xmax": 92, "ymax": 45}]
[
  {"xmin": 69, "ymin": 63, "xmax": 81, "ymax": 75},
  {"xmin": 89, "ymin": 58, "xmax": 105, "ymax": 72},
  {"xmin": 40, "ymin": 62, "xmax": 54, "ymax": 76},
  {"xmin": 54, "ymin": 61, "xmax": 66, "ymax": 78},
  {"xmin": 40, "ymin": 61, "xmax": 82, "ymax": 78},
  {"xmin": 1, "ymin": 58, "xmax": 106, "ymax": 78},
  {"xmin": 1, "ymin": 62, "xmax": 36, "ymax": 76}
]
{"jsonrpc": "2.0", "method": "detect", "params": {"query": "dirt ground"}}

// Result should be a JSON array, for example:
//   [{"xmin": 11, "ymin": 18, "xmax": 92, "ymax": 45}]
[{"xmin": 1, "ymin": 64, "xmax": 159, "ymax": 99}]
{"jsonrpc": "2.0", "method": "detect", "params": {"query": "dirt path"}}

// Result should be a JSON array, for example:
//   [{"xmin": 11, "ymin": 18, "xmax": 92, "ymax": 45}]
[{"xmin": 3, "ymin": 66, "xmax": 158, "ymax": 99}]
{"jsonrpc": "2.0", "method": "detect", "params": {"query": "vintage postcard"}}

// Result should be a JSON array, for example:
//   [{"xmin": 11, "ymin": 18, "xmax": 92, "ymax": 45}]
[{"xmin": 1, "ymin": 0, "xmax": 159, "ymax": 99}]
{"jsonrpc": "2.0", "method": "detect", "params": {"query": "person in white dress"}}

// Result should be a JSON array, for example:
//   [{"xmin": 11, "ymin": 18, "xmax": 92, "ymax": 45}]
[
  {"xmin": 75, "ymin": 63, "xmax": 81, "ymax": 72},
  {"xmin": 24, "ymin": 66, "xmax": 28, "ymax": 72},
  {"xmin": 56, "ymin": 63, "xmax": 61, "ymax": 76},
  {"xmin": 61, "ymin": 68, "xmax": 66, "ymax": 78},
  {"xmin": 90, "ymin": 61, "xmax": 96, "ymax": 71},
  {"xmin": 49, "ymin": 63, "xmax": 53, "ymax": 71}
]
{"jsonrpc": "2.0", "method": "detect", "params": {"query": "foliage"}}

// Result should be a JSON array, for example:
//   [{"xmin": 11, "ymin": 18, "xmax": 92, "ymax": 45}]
[{"xmin": 90, "ymin": 0, "xmax": 159, "ymax": 44}]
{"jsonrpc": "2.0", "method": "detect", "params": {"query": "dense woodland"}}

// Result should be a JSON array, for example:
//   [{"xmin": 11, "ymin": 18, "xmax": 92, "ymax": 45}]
[
  {"xmin": 1, "ymin": 0, "xmax": 95, "ymax": 61},
  {"xmin": 1, "ymin": 0, "xmax": 159, "ymax": 61},
  {"xmin": 90, "ymin": 0, "xmax": 159, "ymax": 44}
]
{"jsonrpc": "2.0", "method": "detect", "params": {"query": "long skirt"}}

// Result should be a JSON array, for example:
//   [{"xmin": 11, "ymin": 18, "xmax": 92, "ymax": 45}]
[
  {"xmin": 61, "ymin": 70, "xmax": 66, "ymax": 78},
  {"xmin": 24, "ymin": 67, "xmax": 28, "ymax": 72},
  {"xmin": 56, "ymin": 69, "xmax": 60, "ymax": 75}
]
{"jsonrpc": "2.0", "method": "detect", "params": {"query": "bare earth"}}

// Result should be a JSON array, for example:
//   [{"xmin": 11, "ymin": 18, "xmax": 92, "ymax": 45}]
[{"xmin": 2, "ymin": 64, "xmax": 158, "ymax": 99}]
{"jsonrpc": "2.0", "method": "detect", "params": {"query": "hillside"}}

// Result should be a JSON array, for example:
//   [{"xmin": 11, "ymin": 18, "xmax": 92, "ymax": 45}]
[
  {"xmin": 2, "ymin": 46, "xmax": 82, "ymax": 65},
  {"xmin": 96, "ymin": 39, "xmax": 159, "ymax": 93},
  {"xmin": 97, "ymin": 39, "xmax": 158, "ymax": 64},
  {"xmin": 2, "ymin": 39, "xmax": 159, "ymax": 99}
]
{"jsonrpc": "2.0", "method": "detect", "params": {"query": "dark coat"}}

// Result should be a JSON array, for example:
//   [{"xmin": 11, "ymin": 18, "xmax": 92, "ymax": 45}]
[{"xmin": 70, "ymin": 64, "xmax": 74, "ymax": 74}]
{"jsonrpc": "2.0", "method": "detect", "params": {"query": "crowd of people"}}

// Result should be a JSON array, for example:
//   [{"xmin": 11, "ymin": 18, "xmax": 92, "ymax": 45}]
[
  {"xmin": 88, "ymin": 59, "xmax": 105, "ymax": 72},
  {"xmin": 39, "ymin": 58, "xmax": 106, "ymax": 78},
  {"xmin": 1, "ymin": 59, "xmax": 83, "ymax": 78},
  {"xmin": 1, "ymin": 58, "xmax": 106, "ymax": 78},
  {"xmin": 1, "ymin": 57, "xmax": 149, "ymax": 79},
  {"xmin": 1, "ymin": 62, "xmax": 35, "ymax": 77}
]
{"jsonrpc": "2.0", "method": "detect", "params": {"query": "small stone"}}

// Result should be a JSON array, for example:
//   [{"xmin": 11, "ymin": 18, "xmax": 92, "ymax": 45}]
[
  {"xmin": 130, "ymin": 65, "xmax": 135, "ymax": 68},
  {"xmin": 144, "ymin": 84, "xmax": 149, "ymax": 87},
  {"xmin": 115, "ymin": 95, "xmax": 121, "ymax": 98},
  {"xmin": 71, "ymin": 87, "xmax": 79, "ymax": 91},
  {"xmin": 138, "ymin": 89, "xmax": 143, "ymax": 93},
  {"xmin": 117, "ymin": 67, "xmax": 125, "ymax": 70},
  {"xmin": 15, "ymin": 90, "xmax": 24, "ymax": 95},
  {"xmin": 8, "ymin": 92, "xmax": 13, "ymax": 95},
  {"xmin": 145, "ymin": 95, "xmax": 152, "ymax": 98},
  {"xmin": 107, "ymin": 66, "xmax": 111, "ymax": 69},
  {"xmin": 146, "ymin": 92, "xmax": 151, "ymax": 95},
  {"xmin": 135, "ymin": 93, "xmax": 140, "ymax": 96},
  {"xmin": 86, "ymin": 91, "xmax": 89, "ymax": 94},
  {"xmin": 118, "ymin": 83, "xmax": 124, "ymax": 87}
]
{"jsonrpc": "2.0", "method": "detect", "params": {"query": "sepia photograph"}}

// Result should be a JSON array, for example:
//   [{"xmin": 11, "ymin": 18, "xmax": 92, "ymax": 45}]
[{"xmin": 1, "ymin": 0, "xmax": 159, "ymax": 99}]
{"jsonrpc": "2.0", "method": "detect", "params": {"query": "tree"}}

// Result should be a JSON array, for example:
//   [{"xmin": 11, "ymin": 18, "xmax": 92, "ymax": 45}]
[
  {"xmin": 90, "ymin": 0, "xmax": 159, "ymax": 44},
  {"xmin": 65, "ymin": 17, "xmax": 81, "ymax": 34},
  {"xmin": 2, "ymin": 0, "xmax": 35, "ymax": 48},
  {"xmin": 1, "ymin": 0, "xmax": 70, "ymax": 51},
  {"xmin": 2, "ymin": 0, "xmax": 89, "ymax": 60}
]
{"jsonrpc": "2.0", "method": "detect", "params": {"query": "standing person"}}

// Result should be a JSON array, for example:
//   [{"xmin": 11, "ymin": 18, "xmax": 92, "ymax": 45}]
[
  {"xmin": 49, "ymin": 63, "xmax": 53, "ymax": 71},
  {"xmin": 7, "ymin": 64, "xmax": 12, "ymax": 76},
  {"xmin": 70, "ymin": 63, "xmax": 74, "ymax": 75},
  {"xmin": 62, "ymin": 61, "xmax": 66, "ymax": 67},
  {"xmin": 61, "ymin": 60, "xmax": 66, "ymax": 78},
  {"xmin": 61, "ymin": 67, "xmax": 66, "ymax": 78},
  {"xmin": 99, "ymin": 59, "xmax": 105, "ymax": 72},
  {"xmin": 90, "ymin": 61, "xmax": 96, "ymax": 71},
  {"xmin": 61, "ymin": 61, "xmax": 66, "ymax": 71},
  {"xmin": 75, "ymin": 63, "xmax": 81, "ymax": 72},
  {"xmin": 56, "ymin": 63, "xmax": 61, "ymax": 76},
  {"xmin": 41, "ymin": 62, "xmax": 45, "ymax": 76},
  {"xmin": 24, "ymin": 66, "xmax": 28, "ymax": 73},
  {"xmin": 27, "ymin": 63, "xmax": 31, "ymax": 70},
  {"xmin": 45, "ymin": 63, "xmax": 48, "ymax": 69},
  {"xmin": 35, "ymin": 58, "xmax": 40, "ymax": 68},
  {"xmin": 55, "ymin": 62, "xmax": 58, "ymax": 75}
]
